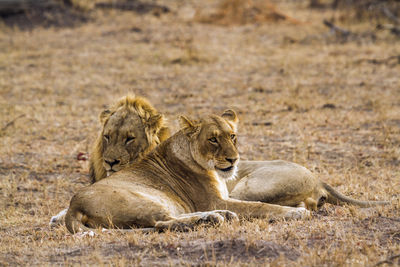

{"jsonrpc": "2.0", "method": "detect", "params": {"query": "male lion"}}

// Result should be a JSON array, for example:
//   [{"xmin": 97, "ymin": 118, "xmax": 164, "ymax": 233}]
[
  {"xmin": 89, "ymin": 95, "xmax": 170, "ymax": 183},
  {"xmin": 49, "ymin": 95, "xmax": 170, "ymax": 227},
  {"xmin": 65, "ymin": 110, "xmax": 309, "ymax": 233}
]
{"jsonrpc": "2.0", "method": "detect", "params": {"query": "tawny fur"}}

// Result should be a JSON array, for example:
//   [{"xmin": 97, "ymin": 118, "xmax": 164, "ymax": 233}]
[
  {"xmin": 65, "ymin": 110, "xmax": 309, "ymax": 233},
  {"xmin": 227, "ymin": 160, "xmax": 389, "ymax": 210},
  {"xmin": 89, "ymin": 95, "xmax": 170, "ymax": 183}
]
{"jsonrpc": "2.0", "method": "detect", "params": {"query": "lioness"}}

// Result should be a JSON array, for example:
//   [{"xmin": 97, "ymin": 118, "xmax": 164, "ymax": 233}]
[
  {"xmin": 65, "ymin": 110, "xmax": 309, "ymax": 233},
  {"xmin": 49, "ymin": 95, "xmax": 170, "ymax": 227},
  {"xmin": 228, "ymin": 160, "xmax": 389, "ymax": 210}
]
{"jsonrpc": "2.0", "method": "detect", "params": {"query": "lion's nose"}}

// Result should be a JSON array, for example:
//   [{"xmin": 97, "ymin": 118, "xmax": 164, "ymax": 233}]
[
  {"xmin": 105, "ymin": 159, "xmax": 120, "ymax": 168},
  {"xmin": 226, "ymin": 157, "xmax": 238, "ymax": 165}
]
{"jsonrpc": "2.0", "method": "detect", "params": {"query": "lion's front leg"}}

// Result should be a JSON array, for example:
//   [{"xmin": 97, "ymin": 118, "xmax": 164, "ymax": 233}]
[
  {"xmin": 215, "ymin": 198, "xmax": 310, "ymax": 221},
  {"xmin": 154, "ymin": 210, "xmax": 238, "ymax": 231}
]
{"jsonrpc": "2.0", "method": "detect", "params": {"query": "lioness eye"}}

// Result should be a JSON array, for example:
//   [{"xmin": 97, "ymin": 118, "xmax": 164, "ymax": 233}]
[
  {"xmin": 208, "ymin": 137, "xmax": 218, "ymax": 144},
  {"xmin": 126, "ymin": 136, "xmax": 135, "ymax": 144},
  {"xmin": 230, "ymin": 134, "xmax": 236, "ymax": 140},
  {"xmin": 104, "ymin": 135, "xmax": 110, "ymax": 142}
]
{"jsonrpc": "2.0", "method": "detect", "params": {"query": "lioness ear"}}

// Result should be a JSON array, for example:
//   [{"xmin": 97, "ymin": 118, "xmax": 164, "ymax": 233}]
[
  {"xmin": 221, "ymin": 109, "xmax": 239, "ymax": 131},
  {"xmin": 179, "ymin": 115, "xmax": 199, "ymax": 137},
  {"xmin": 99, "ymin": 109, "xmax": 112, "ymax": 124}
]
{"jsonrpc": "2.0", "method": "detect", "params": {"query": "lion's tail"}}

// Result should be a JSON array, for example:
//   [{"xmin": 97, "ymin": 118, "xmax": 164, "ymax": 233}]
[{"xmin": 322, "ymin": 182, "xmax": 390, "ymax": 207}]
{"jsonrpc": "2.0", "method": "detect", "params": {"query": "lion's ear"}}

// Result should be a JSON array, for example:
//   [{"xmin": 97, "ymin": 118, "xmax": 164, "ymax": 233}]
[
  {"xmin": 179, "ymin": 115, "xmax": 194, "ymax": 129},
  {"xmin": 221, "ymin": 109, "xmax": 239, "ymax": 131},
  {"xmin": 99, "ymin": 109, "xmax": 112, "ymax": 124},
  {"xmin": 179, "ymin": 115, "xmax": 199, "ymax": 137},
  {"xmin": 146, "ymin": 114, "xmax": 164, "ymax": 135}
]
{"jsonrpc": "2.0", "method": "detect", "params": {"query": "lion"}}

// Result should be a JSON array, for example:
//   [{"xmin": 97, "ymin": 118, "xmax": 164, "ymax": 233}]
[
  {"xmin": 65, "ymin": 110, "xmax": 310, "ymax": 233},
  {"xmin": 228, "ymin": 160, "xmax": 389, "ymax": 211},
  {"xmin": 49, "ymin": 95, "xmax": 170, "ymax": 227},
  {"xmin": 89, "ymin": 95, "xmax": 170, "ymax": 183}
]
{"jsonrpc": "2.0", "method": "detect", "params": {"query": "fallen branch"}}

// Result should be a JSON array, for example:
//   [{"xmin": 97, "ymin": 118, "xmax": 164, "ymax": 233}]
[
  {"xmin": 373, "ymin": 253, "xmax": 400, "ymax": 266},
  {"xmin": 1, "ymin": 114, "xmax": 25, "ymax": 132}
]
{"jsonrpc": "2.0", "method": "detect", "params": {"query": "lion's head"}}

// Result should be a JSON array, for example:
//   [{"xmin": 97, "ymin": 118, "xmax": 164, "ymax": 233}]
[
  {"xmin": 178, "ymin": 109, "xmax": 240, "ymax": 180},
  {"xmin": 89, "ymin": 95, "xmax": 170, "ymax": 183}
]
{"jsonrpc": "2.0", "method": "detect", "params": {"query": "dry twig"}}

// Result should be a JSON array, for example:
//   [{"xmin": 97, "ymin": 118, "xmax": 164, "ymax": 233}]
[
  {"xmin": 323, "ymin": 19, "xmax": 352, "ymax": 37},
  {"xmin": 1, "ymin": 114, "xmax": 25, "ymax": 132},
  {"xmin": 356, "ymin": 55, "xmax": 400, "ymax": 66},
  {"xmin": 373, "ymin": 253, "xmax": 400, "ymax": 266},
  {"xmin": 381, "ymin": 7, "xmax": 400, "ymax": 25}
]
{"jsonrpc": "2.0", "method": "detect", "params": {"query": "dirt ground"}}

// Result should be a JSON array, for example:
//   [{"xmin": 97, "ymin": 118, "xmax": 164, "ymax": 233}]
[{"xmin": 0, "ymin": 0, "xmax": 399, "ymax": 266}]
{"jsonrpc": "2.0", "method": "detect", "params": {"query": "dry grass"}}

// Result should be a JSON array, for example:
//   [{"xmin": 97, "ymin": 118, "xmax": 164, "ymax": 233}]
[{"xmin": 0, "ymin": 0, "xmax": 399, "ymax": 265}]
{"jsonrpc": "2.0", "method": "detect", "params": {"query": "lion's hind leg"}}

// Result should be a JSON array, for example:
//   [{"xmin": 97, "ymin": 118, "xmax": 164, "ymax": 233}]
[{"xmin": 154, "ymin": 210, "xmax": 238, "ymax": 231}]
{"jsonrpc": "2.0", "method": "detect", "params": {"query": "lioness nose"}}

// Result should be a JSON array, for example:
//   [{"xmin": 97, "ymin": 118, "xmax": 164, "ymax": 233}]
[
  {"xmin": 105, "ymin": 159, "xmax": 120, "ymax": 168},
  {"xmin": 226, "ymin": 157, "xmax": 238, "ymax": 164}
]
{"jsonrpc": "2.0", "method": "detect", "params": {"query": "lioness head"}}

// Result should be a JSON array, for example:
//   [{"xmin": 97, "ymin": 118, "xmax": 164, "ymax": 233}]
[
  {"xmin": 179, "ymin": 109, "xmax": 240, "ymax": 180},
  {"xmin": 89, "ymin": 95, "xmax": 170, "ymax": 183}
]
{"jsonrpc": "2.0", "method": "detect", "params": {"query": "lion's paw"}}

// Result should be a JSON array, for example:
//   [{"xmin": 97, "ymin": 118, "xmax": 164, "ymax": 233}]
[
  {"xmin": 283, "ymin": 207, "xmax": 311, "ymax": 220},
  {"xmin": 211, "ymin": 210, "xmax": 239, "ymax": 222},
  {"xmin": 198, "ymin": 212, "xmax": 225, "ymax": 225}
]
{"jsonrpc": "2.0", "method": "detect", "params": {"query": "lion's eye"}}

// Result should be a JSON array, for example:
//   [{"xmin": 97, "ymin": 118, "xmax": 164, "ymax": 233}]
[
  {"xmin": 126, "ymin": 136, "xmax": 136, "ymax": 144},
  {"xmin": 104, "ymin": 135, "xmax": 110, "ymax": 142},
  {"xmin": 208, "ymin": 137, "xmax": 218, "ymax": 144},
  {"xmin": 230, "ymin": 134, "xmax": 236, "ymax": 140}
]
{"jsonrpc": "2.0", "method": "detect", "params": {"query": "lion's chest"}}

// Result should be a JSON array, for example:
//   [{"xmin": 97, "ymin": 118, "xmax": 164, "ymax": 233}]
[{"xmin": 212, "ymin": 173, "xmax": 229, "ymax": 200}]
